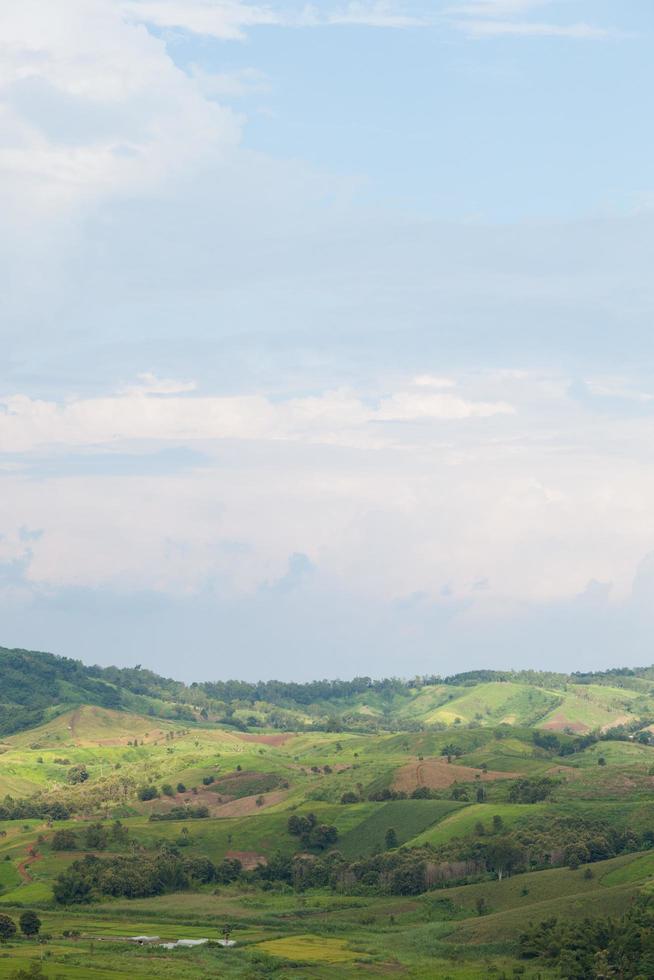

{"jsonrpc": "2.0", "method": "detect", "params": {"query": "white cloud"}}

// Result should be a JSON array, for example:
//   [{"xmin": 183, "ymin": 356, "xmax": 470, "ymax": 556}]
[
  {"xmin": 121, "ymin": 372, "xmax": 199, "ymax": 396},
  {"xmin": 0, "ymin": 0, "xmax": 241, "ymax": 218},
  {"xmin": 412, "ymin": 375, "xmax": 456, "ymax": 388},
  {"xmin": 0, "ymin": 380, "xmax": 513, "ymax": 453},
  {"xmin": 461, "ymin": 20, "xmax": 612, "ymax": 39},
  {"xmin": 120, "ymin": 0, "xmax": 278, "ymax": 40},
  {"xmin": 448, "ymin": 0, "xmax": 613, "ymax": 40},
  {"xmin": 296, "ymin": 2, "xmax": 431, "ymax": 29},
  {"xmin": 376, "ymin": 390, "xmax": 513, "ymax": 420},
  {"xmin": 121, "ymin": 0, "xmax": 431, "ymax": 36}
]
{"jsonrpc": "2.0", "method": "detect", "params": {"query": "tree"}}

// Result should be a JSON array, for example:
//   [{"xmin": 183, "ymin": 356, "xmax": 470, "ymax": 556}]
[
  {"xmin": 53, "ymin": 870, "xmax": 93, "ymax": 905},
  {"xmin": 0, "ymin": 914, "xmax": 17, "ymax": 941},
  {"xmin": 51, "ymin": 829, "xmax": 77, "ymax": 851},
  {"xmin": 176, "ymin": 783, "xmax": 187, "ymax": 794},
  {"xmin": 19, "ymin": 911, "xmax": 41, "ymax": 937},
  {"xmin": 137, "ymin": 785, "xmax": 159, "ymax": 801},
  {"xmin": 9, "ymin": 965, "xmax": 48, "ymax": 980},
  {"xmin": 67, "ymin": 764, "xmax": 89, "ymax": 785},
  {"xmin": 485, "ymin": 839, "xmax": 526, "ymax": 881},
  {"xmin": 385, "ymin": 827, "xmax": 398, "ymax": 849},
  {"xmin": 83, "ymin": 823, "xmax": 108, "ymax": 851},
  {"xmin": 111, "ymin": 820, "xmax": 129, "ymax": 844}
]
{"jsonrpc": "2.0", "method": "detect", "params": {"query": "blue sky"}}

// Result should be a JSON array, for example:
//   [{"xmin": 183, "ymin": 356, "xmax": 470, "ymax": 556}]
[{"xmin": 1, "ymin": 0, "xmax": 654, "ymax": 680}]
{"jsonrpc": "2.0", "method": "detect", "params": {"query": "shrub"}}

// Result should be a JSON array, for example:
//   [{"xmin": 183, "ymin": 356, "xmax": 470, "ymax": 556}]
[
  {"xmin": 0, "ymin": 914, "xmax": 17, "ymax": 941},
  {"xmin": 138, "ymin": 785, "xmax": 159, "ymax": 801},
  {"xmin": 52, "ymin": 829, "xmax": 78, "ymax": 851},
  {"xmin": 67, "ymin": 764, "xmax": 89, "ymax": 785}
]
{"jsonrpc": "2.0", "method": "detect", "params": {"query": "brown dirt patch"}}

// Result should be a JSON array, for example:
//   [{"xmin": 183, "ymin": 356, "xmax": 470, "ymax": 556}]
[
  {"xmin": 600, "ymin": 715, "xmax": 633, "ymax": 733},
  {"xmin": 214, "ymin": 789, "xmax": 290, "ymax": 817},
  {"xmin": 237, "ymin": 733, "xmax": 295, "ymax": 747},
  {"xmin": 226, "ymin": 850, "xmax": 268, "ymax": 870},
  {"xmin": 540, "ymin": 714, "xmax": 588, "ymax": 733},
  {"xmin": 393, "ymin": 757, "xmax": 522, "ymax": 793}
]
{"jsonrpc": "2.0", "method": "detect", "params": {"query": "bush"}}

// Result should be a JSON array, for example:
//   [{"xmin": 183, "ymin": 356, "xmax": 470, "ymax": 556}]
[
  {"xmin": 52, "ymin": 829, "xmax": 78, "ymax": 851},
  {"xmin": 67, "ymin": 764, "xmax": 89, "ymax": 785},
  {"xmin": 0, "ymin": 913, "xmax": 17, "ymax": 941},
  {"xmin": 162, "ymin": 784, "xmax": 175, "ymax": 797},
  {"xmin": 138, "ymin": 785, "xmax": 159, "ymax": 801},
  {"xmin": 83, "ymin": 823, "xmax": 108, "ymax": 850},
  {"xmin": 340, "ymin": 791, "xmax": 359, "ymax": 804}
]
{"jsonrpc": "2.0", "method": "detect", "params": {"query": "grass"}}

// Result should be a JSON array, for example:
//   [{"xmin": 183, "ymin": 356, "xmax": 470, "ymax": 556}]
[
  {"xmin": 337, "ymin": 799, "xmax": 464, "ymax": 857},
  {"xmin": 256, "ymin": 934, "xmax": 361, "ymax": 963},
  {"xmin": 407, "ymin": 803, "xmax": 548, "ymax": 847}
]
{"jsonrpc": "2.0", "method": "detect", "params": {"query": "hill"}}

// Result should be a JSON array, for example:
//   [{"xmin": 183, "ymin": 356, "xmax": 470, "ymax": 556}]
[{"xmin": 3, "ymin": 645, "xmax": 654, "ymax": 740}]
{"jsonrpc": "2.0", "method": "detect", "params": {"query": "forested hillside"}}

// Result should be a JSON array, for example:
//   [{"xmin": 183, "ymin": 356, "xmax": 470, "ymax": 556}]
[{"xmin": 3, "ymin": 645, "xmax": 654, "ymax": 739}]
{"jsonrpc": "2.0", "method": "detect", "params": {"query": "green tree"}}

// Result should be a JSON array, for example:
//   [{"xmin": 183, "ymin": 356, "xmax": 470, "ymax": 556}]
[
  {"xmin": 19, "ymin": 910, "xmax": 41, "ymax": 937},
  {"xmin": 83, "ymin": 823, "xmax": 108, "ymax": 851},
  {"xmin": 51, "ymin": 829, "xmax": 77, "ymax": 851},
  {"xmin": 0, "ymin": 913, "xmax": 17, "ymax": 941},
  {"xmin": 385, "ymin": 827, "xmax": 398, "ymax": 849},
  {"xmin": 67, "ymin": 764, "xmax": 89, "ymax": 785},
  {"xmin": 137, "ymin": 785, "xmax": 159, "ymax": 801}
]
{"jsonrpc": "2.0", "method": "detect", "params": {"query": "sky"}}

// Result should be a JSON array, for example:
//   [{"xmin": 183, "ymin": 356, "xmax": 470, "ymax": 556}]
[{"xmin": 2, "ymin": 0, "xmax": 654, "ymax": 682}]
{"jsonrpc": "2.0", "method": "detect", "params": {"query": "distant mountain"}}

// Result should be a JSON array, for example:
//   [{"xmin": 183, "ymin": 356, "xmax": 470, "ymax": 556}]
[{"xmin": 1, "ymin": 644, "xmax": 653, "ymax": 739}]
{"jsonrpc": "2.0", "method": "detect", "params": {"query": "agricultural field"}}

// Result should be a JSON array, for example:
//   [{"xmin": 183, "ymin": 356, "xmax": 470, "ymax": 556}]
[{"xmin": 3, "ymin": 652, "xmax": 654, "ymax": 976}]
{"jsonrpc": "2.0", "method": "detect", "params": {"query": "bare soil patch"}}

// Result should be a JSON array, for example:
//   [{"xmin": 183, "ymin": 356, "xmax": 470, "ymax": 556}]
[
  {"xmin": 226, "ymin": 850, "xmax": 268, "ymax": 870},
  {"xmin": 393, "ymin": 757, "xmax": 522, "ymax": 793},
  {"xmin": 541, "ymin": 714, "xmax": 588, "ymax": 733},
  {"xmin": 215, "ymin": 788, "xmax": 290, "ymax": 817},
  {"xmin": 237, "ymin": 733, "xmax": 295, "ymax": 747}
]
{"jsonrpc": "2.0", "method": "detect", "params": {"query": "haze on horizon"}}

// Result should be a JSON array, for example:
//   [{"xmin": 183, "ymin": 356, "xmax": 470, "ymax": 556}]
[{"xmin": 1, "ymin": 1, "xmax": 654, "ymax": 682}]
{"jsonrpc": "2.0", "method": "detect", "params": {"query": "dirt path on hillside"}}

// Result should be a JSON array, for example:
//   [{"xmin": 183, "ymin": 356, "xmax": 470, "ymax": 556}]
[
  {"xmin": 394, "ymin": 757, "xmax": 522, "ymax": 793},
  {"xmin": 17, "ymin": 844, "xmax": 43, "ymax": 882},
  {"xmin": 69, "ymin": 707, "xmax": 82, "ymax": 742}
]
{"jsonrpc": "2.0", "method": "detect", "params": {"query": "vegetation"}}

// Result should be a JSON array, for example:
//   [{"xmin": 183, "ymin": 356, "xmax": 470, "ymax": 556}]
[{"xmin": 3, "ymin": 647, "xmax": 654, "ymax": 975}]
